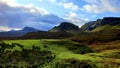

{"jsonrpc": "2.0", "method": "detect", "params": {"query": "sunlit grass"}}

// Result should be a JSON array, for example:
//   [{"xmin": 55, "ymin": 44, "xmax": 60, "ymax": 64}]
[{"xmin": 2, "ymin": 39, "xmax": 120, "ymax": 68}]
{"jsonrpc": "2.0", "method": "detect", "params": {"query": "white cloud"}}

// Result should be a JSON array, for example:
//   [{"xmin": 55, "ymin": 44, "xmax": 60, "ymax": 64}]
[
  {"xmin": 0, "ymin": 0, "xmax": 21, "ymax": 7},
  {"xmin": 0, "ymin": 0, "xmax": 63, "ymax": 31},
  {"xmin": 58, "ymin": 2, "xmax": 79, "ymax": 11},
  {"xmin": 0, "ymin": 26, "xmax": 11, "ymax": 31},
  {"xmin": 0, "ymin": 26, "xmax": 21, "ymax": 32},
  {"xmin": 82, "ymin": 0, "xmax": 120, "ymax": 13},
  {"xmin": 23, "ymin": 4, "xmax": 49, "ymax": 15},
  {"xmin": 63, "ymin": 11, "xmax": 89, "ymax": 27},
  {"xmin": 0, "ymin": 0, "xmax": 49, "ymax": 15},
  {"xmin": 83, "ymin": 4, "xmax": 103, "ymax": 13},
  {"xmin": 83, "ymin": 0, "xmax": 100, "ymax": 4}
]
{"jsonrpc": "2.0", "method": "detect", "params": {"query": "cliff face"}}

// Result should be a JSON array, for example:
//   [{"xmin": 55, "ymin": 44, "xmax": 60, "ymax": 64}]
[
  {"xmin": 101, "ymin": 17, "xmax": 120, "ymax": 25},
  {"xmin": 81, "ymin": 17, "xmax": 120, "ymax": 31}
]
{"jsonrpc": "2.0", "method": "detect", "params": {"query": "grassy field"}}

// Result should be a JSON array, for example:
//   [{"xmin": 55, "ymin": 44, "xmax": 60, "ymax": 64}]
[{"xmin": 1, "ymin": 39, "xmax": 120, "ymax": 68}]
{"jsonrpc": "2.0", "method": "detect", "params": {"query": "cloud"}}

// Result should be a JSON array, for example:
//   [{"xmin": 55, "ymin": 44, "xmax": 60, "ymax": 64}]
[
  {"xmin": 0, "ymin": 0, "xmax": 21, "ymax": 7},
  {"xmin": 0, "ymin": 26, "xmax": 12, "ymax": 32},
  {"xmin": 58, "ymin": 2, "xmax": 79, "ymax": 11},
  {"xmin": 82, "ymin": 0, "xmax": 120, "ymax": 13},
  {"xmin": 83, "ymin": 0, "xmax": 100, "ymax": 4},
  {"xmin": 0, "ymin": 26, "xmax": 21, "ymax": 32},
  {"xmin": 0, "ymin": 0, "xmax": 63, "ymax": 31},
  {"xmin": 22, "ymin": 4, "xmax": 48, "ymax": 15},
  {"xmin": 63, "ymin": 11, "xmax": 89, "ymax": 27}
]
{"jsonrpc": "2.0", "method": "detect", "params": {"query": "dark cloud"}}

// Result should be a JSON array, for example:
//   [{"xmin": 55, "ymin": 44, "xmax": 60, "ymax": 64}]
[
  {"xmin": 33, "ymin": 14, "xmax": 64, "ymax": 24},
  {"xmin": 0, "ymin": 1, "xmax": 64, "ymax": 30}
]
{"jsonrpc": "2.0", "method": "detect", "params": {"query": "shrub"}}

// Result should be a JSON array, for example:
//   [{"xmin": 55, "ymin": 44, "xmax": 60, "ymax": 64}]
[
  {"xmin": 0, "ymin": 41, "xmax": 55, "ymax": 67},
  {"xmin": 66, "ymin": 44, "xmax": 94, "ymax": 54},
  {"xmin": 55, "ymin": 58, "xmax": 97, "ymax": 68}
]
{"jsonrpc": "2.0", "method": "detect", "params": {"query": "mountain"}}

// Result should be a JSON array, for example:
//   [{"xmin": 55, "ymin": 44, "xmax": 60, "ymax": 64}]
[
  {"xmin": 69, "ymin": 17, "xmax": 120, "ymax": 43},
  {"xmin": 81, "ymin": 17, "xmax": 120, "ymax": 32},
  {"xmin": 0, "ymin": 27, "xmax": 40, "ymax": 37},
  {"xmin": 49, "ymin": 22, "xmax": 82, "ymax": 34},
  {"xmin": 49, "ymin": 22, "xmax": 80, "ymax": 32},
  {"xmin": 20, "ymin": 27, "xmax": 39, "ymax": 33}
]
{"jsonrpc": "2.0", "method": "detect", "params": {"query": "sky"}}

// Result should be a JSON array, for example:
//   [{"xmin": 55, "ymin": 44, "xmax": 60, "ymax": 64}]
[{"xmin": 0, "ymin": 0, "xmax": 120, "ymax": 31}]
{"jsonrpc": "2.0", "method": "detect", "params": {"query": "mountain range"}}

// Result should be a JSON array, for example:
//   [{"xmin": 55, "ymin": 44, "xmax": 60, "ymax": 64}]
[
  {"xmin": 0, "ymin": 17, "xmax": 120, "ymax": 40},
  {"xmin": 81, "ymin": 17, "xmax": 120, "ymax": 32}
]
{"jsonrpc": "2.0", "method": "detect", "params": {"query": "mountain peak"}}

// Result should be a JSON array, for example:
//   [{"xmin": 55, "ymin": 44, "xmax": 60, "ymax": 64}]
[
  {"xmin": 49, "ymin": 22, "xmax": 80, "ymax": 32},
  {"xmin": 81, "ymin": 17, "xmax": 120, "ymax": 32},
  {"xmin": 101, "ymin": 17, "xmax": 120, "ymax": 25},
  {"xmin": 59, "ymin": 22, "xmax": 74, "ymax": 25},
  {"xmin": 23, "ymin": 27, "xmax": 35, "ymax": 30},
  {"xmin": 21, "ymin": 26, "xmax": 39, "ymax": 32}
]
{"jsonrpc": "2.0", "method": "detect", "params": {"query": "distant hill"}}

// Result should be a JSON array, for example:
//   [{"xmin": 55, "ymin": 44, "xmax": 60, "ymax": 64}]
[
  {"xmin": 21, "ymin": 31, "xmax": 73, "ymax": 39},
  {"xmin": 69, "ymin": 29, "xmax": 120, "ymax": 43},
  {"xmin": 81, "ymin": 17, "xmax": 120, "ymax": 32},
  {"xmin": 0, "ymin": 27, "xmax": 40, "ymax": 37}
]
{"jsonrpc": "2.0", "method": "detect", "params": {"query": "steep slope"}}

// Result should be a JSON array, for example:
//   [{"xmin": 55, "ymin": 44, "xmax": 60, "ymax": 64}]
[
  {"xmin": 92, "ymin": 25, "xmax": 120, "ymax": 32},
  {"xmin": 49, "ymin": 22, "xmax": 82, "ymax": 34},
  {"xmin": 0, "ymin": 27, "xmax": 40, "ymax": 37},
  {"xmin": 81, "ymin": 17, "xmax": 120, "ymax": 32}
]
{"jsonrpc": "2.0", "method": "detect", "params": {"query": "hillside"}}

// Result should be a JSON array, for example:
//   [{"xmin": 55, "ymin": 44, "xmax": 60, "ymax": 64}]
[
  {"xmin": 1, "ymin": 39, "xmax": 120, "ymax": 68},
  {"xmin": 81, "ymin": 17, "xmax": 120, "ymax": 32},
  {"xmin": 49, "ymin": 22, "xmax": 80, "ymax": 32},
  {"xmin": 49, "ymin": 22, "xmax": 83, "ymax": 34},
  {"xmin": 92, "ymin": 25, "xmax": 120, "ymax": 32},
  {"xmin": 69, "ymin": 29, "xmax": 120, "ymax": 43}
]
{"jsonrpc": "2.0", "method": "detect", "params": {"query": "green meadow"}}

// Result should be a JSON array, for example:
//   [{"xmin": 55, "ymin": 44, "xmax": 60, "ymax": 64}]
[{"xmin": 0, "ymin": 39, "xmax": 120, "ymax": 68}]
